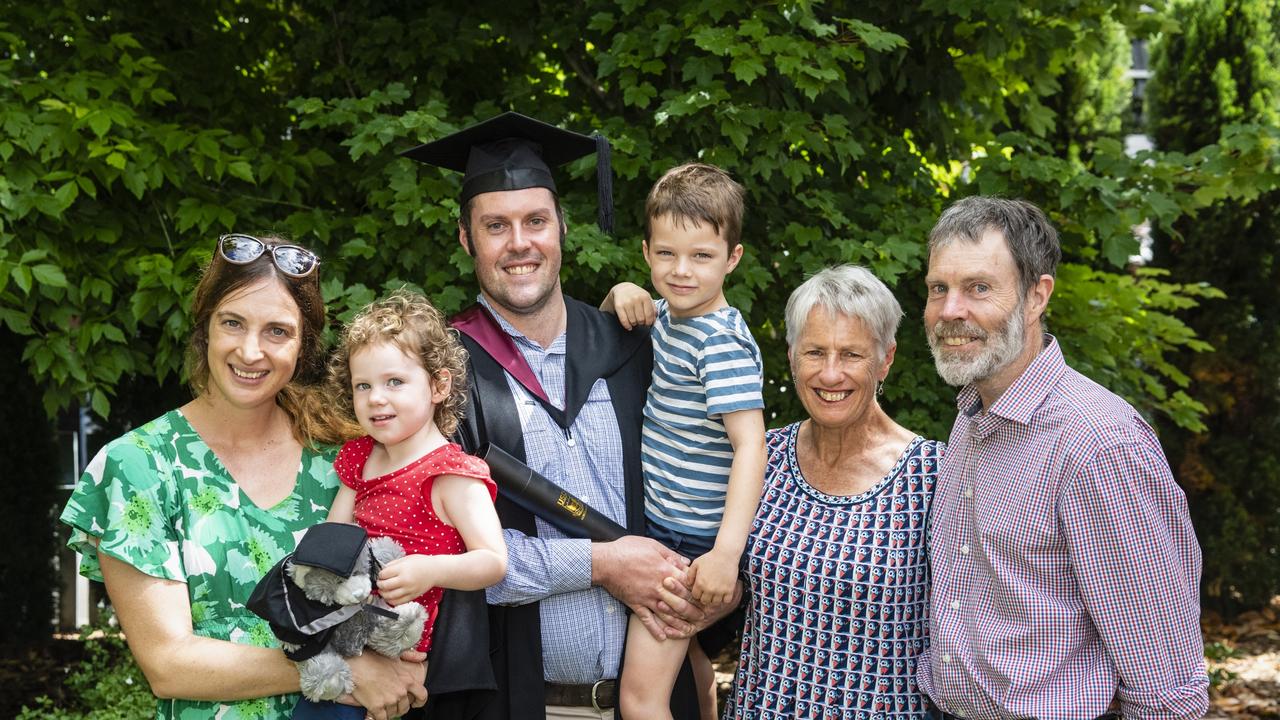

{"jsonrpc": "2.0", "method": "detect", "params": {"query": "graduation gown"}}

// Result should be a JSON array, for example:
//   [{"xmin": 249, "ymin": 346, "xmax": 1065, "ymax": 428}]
[{"xmin": 420, "ymin": 296, "xmax": 700, "ymax": 720}]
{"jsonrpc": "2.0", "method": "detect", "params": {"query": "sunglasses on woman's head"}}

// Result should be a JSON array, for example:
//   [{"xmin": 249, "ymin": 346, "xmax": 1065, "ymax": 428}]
[{"xmin": 218, "ymin": 234, "xmax": 320, "ymax": 278}]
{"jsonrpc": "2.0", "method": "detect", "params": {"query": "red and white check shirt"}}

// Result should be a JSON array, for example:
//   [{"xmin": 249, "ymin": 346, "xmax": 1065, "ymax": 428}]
[{"xmin": 917, "ymin": 336, "xmax": 1208, "ymax": 720}]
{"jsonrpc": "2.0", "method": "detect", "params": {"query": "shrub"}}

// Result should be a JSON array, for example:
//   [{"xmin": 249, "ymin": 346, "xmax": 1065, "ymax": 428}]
[{"xmin": 16, "ymin": 615, "xmax": 152, "ymax": 720}]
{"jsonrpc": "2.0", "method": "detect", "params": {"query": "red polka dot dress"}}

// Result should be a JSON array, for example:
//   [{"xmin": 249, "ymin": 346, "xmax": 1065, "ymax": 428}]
[{"xmin": 333, "ymin": 436, "xmax": 497, "ymax": 652}]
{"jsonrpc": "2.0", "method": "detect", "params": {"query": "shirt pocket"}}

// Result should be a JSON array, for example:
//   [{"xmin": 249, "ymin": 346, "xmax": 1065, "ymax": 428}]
[
  {"xmin": 973, "ymin": 464, "xmax": 1069, "ymax": 577},
  {"xmin": 581, "ymin": 379, "xmax": 622, "ymax": 452}
]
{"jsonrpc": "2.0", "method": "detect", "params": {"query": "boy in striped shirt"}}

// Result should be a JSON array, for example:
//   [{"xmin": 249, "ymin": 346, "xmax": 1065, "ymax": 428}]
[{"xmin": 601, "ymin": 163, "xmax": 766, "ymax": 720}]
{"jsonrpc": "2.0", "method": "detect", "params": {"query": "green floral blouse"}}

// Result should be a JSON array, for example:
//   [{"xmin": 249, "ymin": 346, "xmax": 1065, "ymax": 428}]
[{"xmin": 60, "ymin": 409, "xmax": 340, "ymax": 720}]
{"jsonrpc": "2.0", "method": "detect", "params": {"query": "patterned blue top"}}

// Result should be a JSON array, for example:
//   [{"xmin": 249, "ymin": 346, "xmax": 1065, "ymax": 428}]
[
  {"xmin": 643, "ymin": 299, "xmax": 764, "ymax": 537},
  {"xmin": 728, "ymin": 422, "xmax": 942, "ymax": 720}
]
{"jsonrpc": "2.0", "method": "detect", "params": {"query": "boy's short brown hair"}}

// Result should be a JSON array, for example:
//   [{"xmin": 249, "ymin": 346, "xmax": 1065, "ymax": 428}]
[{"xmin": 645, "ymin": 163, "xmax": 745, "ymax": 250}]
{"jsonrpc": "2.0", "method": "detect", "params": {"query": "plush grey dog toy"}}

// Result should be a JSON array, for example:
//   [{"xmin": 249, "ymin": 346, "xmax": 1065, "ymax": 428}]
[{"xmin": 248, "ymin": 522, "xmax": 427, "ymax": 702}]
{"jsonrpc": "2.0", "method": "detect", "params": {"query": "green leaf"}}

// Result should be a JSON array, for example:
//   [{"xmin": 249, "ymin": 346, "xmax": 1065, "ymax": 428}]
[
  {"xmin": 681, "ymin": 56, "xmax": 722, "ymax": 86},
  {"xmin": 195, "ymin": 134, "xmax": 220, "ymax": 159},
  {"xmin": 622, "ymin": 83, "xmax": 657, "ymax": 108},
  {"xmin": 54, "ymin": 181, "xmax": 78, "ymax": 209},
  {"xmin": 722, "ymin": 120, "xmax": 749, "ymax": 152},
  {"xmin": 121, "ymin": 171, "xmax": 147, "ymax": 199},
  {"xmin": 105, "ymin": 152, "xmax": 127, "ymax": 169},
  {"xmin": 0, "ymin": 308, "xmax": 32, "ymax": 334},
  {"xmin": 31, "ymin": 345, "xmax": 54, "ymax": 375},
  {"xmin": 691, "ymin": 26, "xmax": 735, "ymax": 55},
  {"xmin": 588, "ymin": 12, "xmax": 616, "ymax": 32},
  {"xmin": 729, "ymin": 55, "xmax": 767, "ymax": 84},
  {"xmin": 340, "ymin": 238, "xmax": 376, "ymax": 259},
  {"xmin": 11, "ymin": 265, "xmax": 32, "ymax": 294},
  {"xmin": 76, "ymin": 175, "xmax": 98, "ymax": 198},
  {"xmin": 91, "ymin": 388, "xmax": 111, "ymax": 419},
  {"xmin": 86, "ymin": 112, "xmax": 112, "ymax": 138},
  {"xmin": 227, "ymin": 161, "xmax": 255, "ymax": 183},
  {"xmin": 32, "ymin": 264, "xmax": 68, "ymax": 288}
]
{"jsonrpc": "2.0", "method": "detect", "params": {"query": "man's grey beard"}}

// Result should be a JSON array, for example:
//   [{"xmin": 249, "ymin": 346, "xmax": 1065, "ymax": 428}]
[{"xmin": 927, "ymin": 300, "xmax": 1025, "ymax": 387}]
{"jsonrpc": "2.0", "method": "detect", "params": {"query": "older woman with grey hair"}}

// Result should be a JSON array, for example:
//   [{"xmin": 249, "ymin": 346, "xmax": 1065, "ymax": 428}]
[{"xmin": 726, "ymin": 265, "xmax": 942, "ymax": 719}]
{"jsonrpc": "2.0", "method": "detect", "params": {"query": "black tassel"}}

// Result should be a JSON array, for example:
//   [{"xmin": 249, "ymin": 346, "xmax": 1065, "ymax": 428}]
[{"xmin": 594, "ymin": 133, "xmax": 615, "ymax": 235}]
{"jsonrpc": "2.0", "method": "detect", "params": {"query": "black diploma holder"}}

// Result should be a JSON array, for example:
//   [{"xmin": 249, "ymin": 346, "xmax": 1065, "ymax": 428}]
[{"xmin": 478, "ymin": 443, "xmax": 627, "ymax": 542}]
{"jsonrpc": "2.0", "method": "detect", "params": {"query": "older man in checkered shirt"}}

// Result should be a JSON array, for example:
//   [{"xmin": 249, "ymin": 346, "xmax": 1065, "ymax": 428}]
[{"xmin": 917, "ymin": 197, "xmax": 1208, "ymax": 720}]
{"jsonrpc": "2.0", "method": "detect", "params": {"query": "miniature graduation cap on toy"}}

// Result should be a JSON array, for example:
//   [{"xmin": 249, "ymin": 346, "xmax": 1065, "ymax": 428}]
[
  {"xmin": 401, "ymin": 111, "xmax": 614, "ymax": 234},
  {"xmin": 247, "ymin": 523, "xmax": 385, "ymax": 661}
]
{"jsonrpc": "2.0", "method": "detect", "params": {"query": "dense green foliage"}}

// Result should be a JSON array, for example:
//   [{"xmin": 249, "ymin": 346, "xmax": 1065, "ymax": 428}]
[
  {"xmin": 16, "ymin": 617, "xmax": 151, "ymax": 719},
  {"xmin": 1147, "ymin": 0, "xmax": 1280, "ymax": 615},
  {"xmin": 1045, "ymin": 15, "xmax": 1134, "ymax": 159},
  {"xmin": 4, "ymin": 0, "xmax": 1275, "ymax": 433},
  {"xmin": 2, "ymin": 0, "xmax": 1279, "ymax": 615}
]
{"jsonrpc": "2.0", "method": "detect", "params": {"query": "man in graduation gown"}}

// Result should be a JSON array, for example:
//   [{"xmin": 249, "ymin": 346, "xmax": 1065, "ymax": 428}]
[{"xmin": 402, "ymin": 112, "xmax": 707, "ymax": 720}]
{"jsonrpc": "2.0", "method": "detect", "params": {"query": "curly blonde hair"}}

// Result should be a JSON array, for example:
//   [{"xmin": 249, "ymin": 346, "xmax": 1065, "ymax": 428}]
[{"xmin": 328, "ymin": 290, "xmax": 469, "ymax": 437}]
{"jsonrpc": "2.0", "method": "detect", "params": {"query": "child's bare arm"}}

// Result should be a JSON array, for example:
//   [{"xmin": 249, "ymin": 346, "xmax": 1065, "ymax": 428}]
[
  {"xmin": 376, "ymin": 475, "xmax": 507, "ymax": 606},
  {"xmin": 326, "ymin": 485, "xmax": 357, "ymax": 524},
  {"xmin": 599, "ymin": 282, "xmax": 656, "ymax": 330},
  {"xmin": 689, "ymin": 408, "xmax": 765, "ymax": 606}
]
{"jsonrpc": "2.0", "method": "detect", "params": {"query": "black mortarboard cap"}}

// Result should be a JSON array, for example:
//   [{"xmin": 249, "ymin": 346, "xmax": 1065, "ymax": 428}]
[
  {"xmin": 247, "ymin": 522, "xmax": 371, "ymax": 662},
  {"xmin": 292, "ymin": 522, "xmax": 368, "ymax": 577},
  {"xmin": 401, "ymin": 111, "xmax": 614, "ymax": 234}
]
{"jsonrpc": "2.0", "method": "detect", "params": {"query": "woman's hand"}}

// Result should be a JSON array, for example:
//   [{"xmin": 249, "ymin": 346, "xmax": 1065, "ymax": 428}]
[
  {"xmin": 340, "ymin": 651, "xmax": 428, "ymax": 720},
  {"xmin": 654, "ymin": 575, "xmax": 742, "ymax": 639},
  {"xmin": 688, "ymin": 547, "xmax": 739, "ymax": 607},
  {"xmin": 377, "ymin": 555, "xmax": 438, "ymax": 606}
]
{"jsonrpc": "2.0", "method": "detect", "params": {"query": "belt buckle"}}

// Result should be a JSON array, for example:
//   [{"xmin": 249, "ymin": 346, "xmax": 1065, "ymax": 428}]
[{"xmin": 590, "ymin": 679, "xmax": 607, "ymax": 712}]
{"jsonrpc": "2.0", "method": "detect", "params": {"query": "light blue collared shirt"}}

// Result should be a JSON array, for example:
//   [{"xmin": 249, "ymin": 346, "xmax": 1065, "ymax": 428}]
[{"xmin": 479, "ymin": 297, "xmax": 630, "ymax": 683}]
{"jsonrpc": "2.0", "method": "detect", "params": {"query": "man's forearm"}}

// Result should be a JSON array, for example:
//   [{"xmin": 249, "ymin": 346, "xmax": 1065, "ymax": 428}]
[{"xmin": 486, "ymin": 528, "xmax": 592, "ymax": 605}]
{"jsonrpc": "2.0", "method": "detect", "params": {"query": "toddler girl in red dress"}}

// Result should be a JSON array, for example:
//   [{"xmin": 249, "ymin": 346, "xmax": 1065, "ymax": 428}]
[{"xmin": 301, "ymin": 290, "xmax": 506, "ymax": 719}]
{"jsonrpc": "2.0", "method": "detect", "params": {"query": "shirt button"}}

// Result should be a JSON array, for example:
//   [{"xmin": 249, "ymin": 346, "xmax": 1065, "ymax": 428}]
[
  {"xmin": 941, "ymin": 653, "xmax": 951, "ymax": 664},
  {"xmin": 960, "ymin": 544, "xmax": 970, "ymax": 555},
  {"xmin": 605, "ymin": 605, "xmax": 615, "ymax": 614},
  {"xmin": 949, "ymin": 600, "xmax": 959, "ymax": 610},
  {"xmin": 963, "ymin": 487, "xmax": 973, "ymax": 498},
  {"xmin": 566, "ymin": 437, "xmax": 576, "ymax": 447}
]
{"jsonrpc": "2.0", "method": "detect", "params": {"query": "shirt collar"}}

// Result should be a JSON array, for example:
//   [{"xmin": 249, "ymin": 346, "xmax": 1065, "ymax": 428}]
[
  {"xmin": 955, "ymin": 333, "xmax": 1066, "ymax": 425},
  {"xmin": 476, "ymin": 295, "xmax": 565, "ymax": 354}
]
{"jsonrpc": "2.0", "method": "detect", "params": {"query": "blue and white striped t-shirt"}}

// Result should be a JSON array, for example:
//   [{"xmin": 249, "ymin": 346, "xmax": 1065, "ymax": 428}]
[{"xmin": 643, "ymin": 298, "xmax": 765, "ymax": 537}]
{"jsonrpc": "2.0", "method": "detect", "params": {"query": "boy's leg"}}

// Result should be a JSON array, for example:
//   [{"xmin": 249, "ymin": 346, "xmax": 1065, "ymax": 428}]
[
  {"xmin": 619, "ymin": 613, "xmax": 690, "ymax": 720},
  {"xmin": 687, "ymin": 637, "xmax": 718, "ymax": 720}
]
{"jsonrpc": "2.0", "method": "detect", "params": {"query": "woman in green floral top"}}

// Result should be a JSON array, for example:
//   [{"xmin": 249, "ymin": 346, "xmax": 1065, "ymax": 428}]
[{"xmin": 60, "ymin": 235, "xmax": 428, "ymax": 720}]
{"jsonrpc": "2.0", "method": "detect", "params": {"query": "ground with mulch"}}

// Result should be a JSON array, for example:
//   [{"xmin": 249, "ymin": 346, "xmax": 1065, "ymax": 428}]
[
  {"xmin": 1203, "ymin": 598, "xmax": 1280, "ymax": 720},
  {"xmin": 712, "ymin": 596, "xmax": 1280, "ymax": 719},
  {"xmin": 5, "ymin": 603, "xmax": 1278, "ymax": 718}
]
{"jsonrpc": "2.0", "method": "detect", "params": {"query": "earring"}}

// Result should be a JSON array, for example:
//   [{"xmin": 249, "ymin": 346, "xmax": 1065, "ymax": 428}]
[{"xmin": 876, "ymin": 381, "xmax": 884, "ymax": 397}]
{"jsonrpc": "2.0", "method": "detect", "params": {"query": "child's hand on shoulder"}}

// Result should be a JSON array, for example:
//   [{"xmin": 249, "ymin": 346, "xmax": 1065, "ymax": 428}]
[
  {"xmin": 601, "ymin": 282, "xmax": 656, "ymax": 330},
  {"xmin": 688, "ymin": 547, "xmax": 739, "ymax": 607},
  {"xmin": 376, "ymin": 554, "xmax": 438, "ymax": 606}
]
